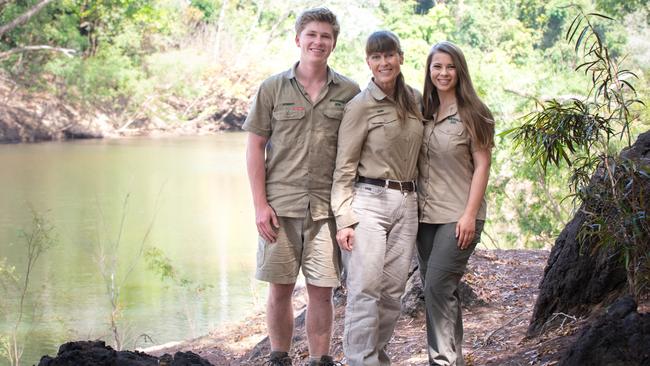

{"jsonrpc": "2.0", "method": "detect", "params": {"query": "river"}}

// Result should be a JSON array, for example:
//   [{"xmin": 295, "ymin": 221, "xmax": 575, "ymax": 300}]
[{"xmin": 0, "ymin": 134, "xmax": 265, "ymax": 365}]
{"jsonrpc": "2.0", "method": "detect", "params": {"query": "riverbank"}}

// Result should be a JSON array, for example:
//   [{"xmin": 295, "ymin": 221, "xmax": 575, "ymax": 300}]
[
  {"xmin": 144, "ymin": 249, "xmax": 588, "ymax": 365},
  {"xmin": 0, "ymin": 80, "xmax": 246, "ymax": 143}
]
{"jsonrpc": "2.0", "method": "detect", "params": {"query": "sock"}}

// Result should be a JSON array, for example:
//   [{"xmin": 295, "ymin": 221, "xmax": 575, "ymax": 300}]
[{"xmin": 310, "ymin": 355, "xmax": 322, "ymax": 362}]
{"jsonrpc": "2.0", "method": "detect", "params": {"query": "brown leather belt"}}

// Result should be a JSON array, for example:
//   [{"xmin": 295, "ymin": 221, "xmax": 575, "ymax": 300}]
[{"xmin": 357, "ymin": 176, "xmax": 416, "ymax": 192}]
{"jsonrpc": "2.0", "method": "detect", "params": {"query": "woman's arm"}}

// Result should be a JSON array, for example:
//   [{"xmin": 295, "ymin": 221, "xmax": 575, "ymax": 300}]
[
  {"xmin": 456, "ymin": 148, "xmax": 491, "ymax": 249},
  {"xmin": 331, "ymin": 100, "xmax": 367, "ymax": 251}
]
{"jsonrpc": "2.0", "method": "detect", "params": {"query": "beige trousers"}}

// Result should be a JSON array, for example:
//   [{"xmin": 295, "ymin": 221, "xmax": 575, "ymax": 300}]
[{"xmin": 342, "ymin": 183, "xmax": 418, "ymax": 366}]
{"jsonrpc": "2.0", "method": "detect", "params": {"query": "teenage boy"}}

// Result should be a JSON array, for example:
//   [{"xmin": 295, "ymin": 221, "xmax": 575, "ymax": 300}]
[{"xmin": 243, "ymin": 7, "xmax": 360, "ymax": 366}]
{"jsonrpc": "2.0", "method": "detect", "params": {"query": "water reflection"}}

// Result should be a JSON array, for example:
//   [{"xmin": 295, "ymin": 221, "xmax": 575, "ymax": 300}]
[{"xmin": 0, "ymin": 134, "xmax": 264, "ymax": 364}]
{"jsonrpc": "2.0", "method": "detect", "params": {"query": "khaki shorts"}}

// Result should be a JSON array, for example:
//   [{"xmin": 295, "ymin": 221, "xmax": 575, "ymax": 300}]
[{"xmin": 255, "ymin": 215, "xmax": 340, "ymax": 287}]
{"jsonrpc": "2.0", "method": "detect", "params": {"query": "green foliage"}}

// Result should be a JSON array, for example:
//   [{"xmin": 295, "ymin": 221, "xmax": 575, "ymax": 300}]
[
  {"xmin": 144, "ymin": 246, "xmax": 210, "ymax": 291},
  {"xmin": 506, "ymin": 8, "xmax": 649, "ymax": 297},
  {"xmin": 595, "ymin": 0, "xmax": 650, "ymax": 18},
  {"xmin": 0, "ymin": 209, "xmax": 56, "ymax": 366},
  {"xmin": 578, "ymin": 157, "xmax": 650, "ymax": 296},
  {"xmin": 144, "ymin": 246, "xmax": 212, "ymax": 337}
]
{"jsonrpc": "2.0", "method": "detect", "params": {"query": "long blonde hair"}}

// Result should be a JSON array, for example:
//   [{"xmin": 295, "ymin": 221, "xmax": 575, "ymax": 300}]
[
  {"xmin": 366, "ymin": 31, "xmax": 421, "ymax": 123},
  {"xmin": 423, "ymin": 41, "xmax": 494, "ymax": 149}
]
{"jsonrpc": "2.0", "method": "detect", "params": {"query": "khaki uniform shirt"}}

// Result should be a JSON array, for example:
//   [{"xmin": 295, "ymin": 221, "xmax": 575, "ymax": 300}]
[
  {"xmin": 332, "ymin": 80, "xmax": 424, "ymax": 229},
  {"xmin": 418, "ymin": 104, "xmax": 487, "ymax": 223},
  {"xmin": 243, "ymin": 63, "xmax": 360, "ymax": 220}
]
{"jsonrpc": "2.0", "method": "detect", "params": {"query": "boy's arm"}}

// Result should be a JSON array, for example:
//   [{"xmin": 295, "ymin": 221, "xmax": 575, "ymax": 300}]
[{"xmin": 246, "ymin": 132, "xmax": 279, "ymax": 243}]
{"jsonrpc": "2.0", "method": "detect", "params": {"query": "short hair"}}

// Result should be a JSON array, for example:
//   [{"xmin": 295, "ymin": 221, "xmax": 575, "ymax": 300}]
[{"xmin": 295, "ymin": 8, "xmax": 340, "ymax": 41}]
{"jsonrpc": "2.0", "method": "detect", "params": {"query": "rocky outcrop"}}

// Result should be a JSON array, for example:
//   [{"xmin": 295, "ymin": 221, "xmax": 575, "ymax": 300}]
[
  {"xmin": 558, "ymin": 296, "xmax": 650, "ymax": 366},
  {"xmin": 401, "ymin": 257, "xmax": 485, "ymax": 317},
  {"xmin": 526, "ymin": 209, "xmax": 628, "ymax": 336},
  {"xmin": 38, "ymin": 340, "xmax": 214, "ymax": 366},
  {"xmin": 528, "ymin": 130, "xmax": 650, "ymax": 336}
]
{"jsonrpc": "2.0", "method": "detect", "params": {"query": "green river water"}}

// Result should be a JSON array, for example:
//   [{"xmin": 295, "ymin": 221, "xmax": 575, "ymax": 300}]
[{"xmin": 0, "ymin": 134, "xmax": 265, "ymax": 365}]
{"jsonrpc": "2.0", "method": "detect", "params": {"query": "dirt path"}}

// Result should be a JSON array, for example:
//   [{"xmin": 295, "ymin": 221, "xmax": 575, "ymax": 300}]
[{"xmin": 148, "ymin": 249, "xmax": 588, "ymax": 365}]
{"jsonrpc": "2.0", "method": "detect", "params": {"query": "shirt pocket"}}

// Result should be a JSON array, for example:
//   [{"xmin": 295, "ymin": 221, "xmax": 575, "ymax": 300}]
[
  {"xmin": 435, "ymin": 119, "xmax": 468, "ymax": 152},
  {"xmin": 317, "ymin": 108, "xmax": 344, "ymax": 133},
  {"xmin": 368, "ymin": 113, "xmax": 400, "ymax": 141},
  {"xmin": 273, "ymin": 107, "xmax": 305, "ymax": 121},
  {"xmin": 271, "ymin": 107, "xmax": 305, "ymax": 143},
  {"xmin": 438, "ymin": 120, "xmax": 464, "ymax": 136}
]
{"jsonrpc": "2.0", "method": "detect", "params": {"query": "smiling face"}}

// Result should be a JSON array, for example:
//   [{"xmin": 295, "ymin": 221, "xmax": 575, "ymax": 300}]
[
  {"xmin": 429, "ymin": 51, "xmax": 458, "ymax": 94},
  {"xmin": 367, "ymin": 50, "xmax": 403, "ymax": 95},
  {"xmin": 295, "ymin": 21, "xmax": 335, "ymax": 65}
]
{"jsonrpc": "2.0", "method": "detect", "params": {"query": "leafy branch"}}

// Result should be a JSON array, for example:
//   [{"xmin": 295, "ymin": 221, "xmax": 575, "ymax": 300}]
[{"xmin": 504, "ymin": 7, "xmax": 648, "ymax": 297}]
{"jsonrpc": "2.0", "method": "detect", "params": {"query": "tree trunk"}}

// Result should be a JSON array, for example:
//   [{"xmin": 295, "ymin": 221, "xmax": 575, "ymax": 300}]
[
  {"xmin": 0, "ymin": 0, "xmax": 55, "ymax": 37},
  {"xmin": 213, "ymin": 0, "xmax": 228, "ymax": 61}
]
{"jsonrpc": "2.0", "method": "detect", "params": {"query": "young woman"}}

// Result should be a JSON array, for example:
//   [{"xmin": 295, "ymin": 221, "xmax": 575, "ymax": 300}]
[
  {"xmin": 417, "ymin": 41, "xmax": 495, "ymax": 366},
  {"xmin": 331, "ymin": 30, "xmax": 423, "ymax": 366}
]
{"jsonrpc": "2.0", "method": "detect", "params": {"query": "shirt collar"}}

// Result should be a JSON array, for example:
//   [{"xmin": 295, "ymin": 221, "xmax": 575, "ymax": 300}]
[
  {"xmin": 367, "ymin": 79, "xmax": 389, "ymax": 101},
  {"xmin": 434, "ymin": 103, "xmax": 458, "ymax": 123},
  {"xmin": 286, "ymin": 62, "xmax": 338, "ymax": 85}
]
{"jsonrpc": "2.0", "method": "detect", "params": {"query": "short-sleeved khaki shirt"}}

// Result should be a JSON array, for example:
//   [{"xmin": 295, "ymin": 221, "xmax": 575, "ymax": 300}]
[
  {"xmin": 332, "ymin": 80, "xmax": 424, "ymax": 229},
  {"xmin": 243, "ymin": 63, "xmax": 360, "ymax": 220},
  {"xmin": 418, "ymin": 104, "xmax": 487, "ymax": 223}
]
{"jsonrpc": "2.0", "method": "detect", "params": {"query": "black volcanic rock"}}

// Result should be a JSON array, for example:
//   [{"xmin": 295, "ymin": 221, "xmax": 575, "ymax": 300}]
[
  {"xmin": 558, "ymin": 296, "xmax": 650, "ymax": 366},
  {"xmin": 38, "ymin": 340, "xmax": 213, "ymax": 366}
]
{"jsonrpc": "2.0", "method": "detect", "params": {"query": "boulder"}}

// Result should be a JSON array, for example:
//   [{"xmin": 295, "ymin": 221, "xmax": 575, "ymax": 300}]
[
  {"xmin": 38, "ymin": 340, "xmax": 213, "ymax": 366},
  {"xmin": 527, "ymin": 130, "xmax": 650, "ymax": 336},
  {"xmin": 558, "ymin": 296, "xmax": 650, "ymax": 366}
]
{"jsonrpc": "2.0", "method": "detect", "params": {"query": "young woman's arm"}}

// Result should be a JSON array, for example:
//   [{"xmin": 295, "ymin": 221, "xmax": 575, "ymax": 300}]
[{"xmin": 456, "ymin": 148, "xmax": 491, "ymax": 249}]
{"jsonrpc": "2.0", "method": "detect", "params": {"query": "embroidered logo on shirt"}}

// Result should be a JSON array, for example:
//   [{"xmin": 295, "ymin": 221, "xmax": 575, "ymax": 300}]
[
  {"xmin": 330, "ymin": 99, "xmax": 346, "ymax": 107},
  {"xmin": 281, "ymin": 102, "xmax": 296, "ymax": 106},
  {"xmin": 292, "ymin": 106, "xmax": 305, "ymax": 111}
]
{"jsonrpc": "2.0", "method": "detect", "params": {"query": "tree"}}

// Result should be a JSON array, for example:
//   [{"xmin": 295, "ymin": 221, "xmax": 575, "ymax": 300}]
[{"xmin": 0, "ymin": 0, "xmax": 54, "ymax": 37}]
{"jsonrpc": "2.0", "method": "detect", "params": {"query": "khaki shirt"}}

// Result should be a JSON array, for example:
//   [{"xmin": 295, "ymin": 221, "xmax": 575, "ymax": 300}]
[
  {"xmin": 243, "ymin": 63, "xmax": 360, "ymax": 220},
  {"xmin": 418, "ymin": 104, "xmax": 487, "ymax": 223},
  {"xmin": 332, "ymin": 80, "xmax": 424, "ymax": 229}
]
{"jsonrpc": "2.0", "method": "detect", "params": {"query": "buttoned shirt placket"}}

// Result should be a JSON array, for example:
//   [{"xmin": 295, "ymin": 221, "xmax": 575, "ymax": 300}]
[{"xmin": 294, "ymin": 76, "xmax": 331, "ymax": 220}]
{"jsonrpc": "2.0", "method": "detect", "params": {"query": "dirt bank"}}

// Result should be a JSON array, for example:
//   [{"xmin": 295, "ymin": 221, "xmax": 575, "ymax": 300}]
[
  {"xmin": 0, "ymin": 80, "xmax": 246, "ymax": 143},
  {"xmin": 145, "ymin": 249, "xmax": 586, "ymax": 365}
]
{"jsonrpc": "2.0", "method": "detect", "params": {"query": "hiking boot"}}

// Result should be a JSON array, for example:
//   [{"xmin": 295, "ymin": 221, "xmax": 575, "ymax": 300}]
[
  {"xmin": 308, "ymin": 355, "xmax": 343, "ymax": 366},
  {"xmin": 264, "ymin": 351, "xmax": 292, "ymax": 365}
]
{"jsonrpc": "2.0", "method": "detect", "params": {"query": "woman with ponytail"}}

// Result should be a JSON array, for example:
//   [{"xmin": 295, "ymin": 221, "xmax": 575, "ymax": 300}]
[
  {"xmin": 331, "ymin": 30, "xmax": 423, "ymax": 365},
  {"xmin": 417, "ymin": 41, "xmax": 494, "ymax": 366}
]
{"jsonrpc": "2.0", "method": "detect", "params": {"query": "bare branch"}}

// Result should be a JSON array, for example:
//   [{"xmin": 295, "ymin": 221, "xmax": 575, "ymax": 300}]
[
  {"xmin": 0, "ymin": 0, "xmax": 55, "ymax": 37},
  {"xmin": 0, "ymin": 45, "xmax": 76, "ymax": 60}
]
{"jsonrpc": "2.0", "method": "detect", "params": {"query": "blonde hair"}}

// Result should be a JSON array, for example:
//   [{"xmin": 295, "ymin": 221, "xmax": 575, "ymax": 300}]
[{"xmin": 423, "ymin": 41, "xmax": 494, "ymax": 149}]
